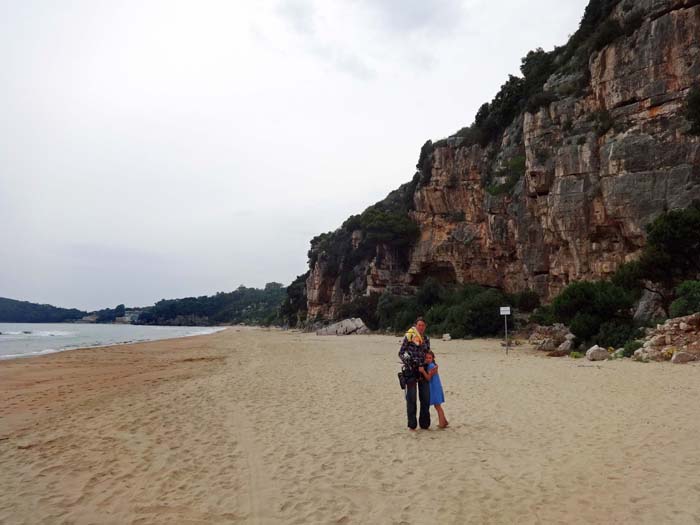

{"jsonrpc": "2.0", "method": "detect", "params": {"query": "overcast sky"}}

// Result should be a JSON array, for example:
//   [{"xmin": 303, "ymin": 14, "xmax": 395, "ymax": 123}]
[{"xmin": 1, "ymin": 0, "xmax": 589, "ymax": 311}]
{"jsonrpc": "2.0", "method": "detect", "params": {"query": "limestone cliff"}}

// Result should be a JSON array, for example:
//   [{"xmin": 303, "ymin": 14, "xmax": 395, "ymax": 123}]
[{"xmin": 304, "ymin": 0, "xmax": 700, "ymax": 320}]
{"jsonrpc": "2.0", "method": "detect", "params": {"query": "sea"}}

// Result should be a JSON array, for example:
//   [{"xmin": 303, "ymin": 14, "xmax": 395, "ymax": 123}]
[{"xmin": 0, "ymin": 323, "xmax": 226, "ymax": 360}]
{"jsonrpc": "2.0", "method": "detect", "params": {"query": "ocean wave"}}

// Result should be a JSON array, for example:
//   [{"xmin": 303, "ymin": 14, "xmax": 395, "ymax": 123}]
[{"xmin": 0, "ymin": 330, "xmax": 75, "ymax": 337}]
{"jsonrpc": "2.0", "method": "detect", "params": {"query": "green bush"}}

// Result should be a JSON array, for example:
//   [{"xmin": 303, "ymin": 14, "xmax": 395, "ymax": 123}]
[
  {"xmin": 461, "ymin": 289, "xmax": 510, "ymax": 336},
  {"xmin": 570, "ymin": 351, "xmax": 584, "ymax": 359},
  {"xmin": 336, "ymin": 295, "xmax": 380, "ymax": 330},
  {"xmin": 569, "ymin": 313, "xmax": 602, "ymax": 341},
  {"xmin": 636, "ymin": 202, "xmax": 700, "ymax": 306},
  {"xmin": 416, "ymin": 140, "xmax": 435, "ymax": 183},
  {"xmin": 512, "ymin": 290, "xmax": 541, "ymax": 313},
  {"xmin": 552, "ymin": 280, "xmax": 634, "ymax": 343},
  {"xmin": 359, "ymin": 208, "xmax": 419, "ymax": 248},
  {"xmin": 376, "ymin": 293, "xmax": 419, "ymax": 333},
  {"xmin": 378, "ymin": 284, "xmax": 512, "ymax": 338},
  {"xmin": 530, "ymin": 305, "xmax": 555, "ymax": 325},
  {"xmin": 591, "ymin": 19, "xmax": 623, "ymax": 52},
  {"xmin": 607, "ymin": 203, "xmax": 700, "ymax": 315},
  {"xmin": 553, "ymin": 281, "xmax": 633, "ymax": 324},
  {"xmin": 525, "ymin": 91, "xmax": 558, "ymax": 114},
  {"xmin": 451, "ymin": 124, "xmax": 485, "ymax": 148},
  {"xmin": 415, "ymin": 278, "xmax": 446, "ymax": 310},
  {"xmin": 623, "ymin": 340, "xmax": 643, "ymax": 358},
  {"xmin": 520, "ymin": 48, "xmax": 556, "ymax": 97},
  {"xmin": 595, "ymin": 321, "xmax": 641, "ymax": 348},
  {"xmin": 669, "ymin": 281, "xmax": 700, "ymax": 318}
]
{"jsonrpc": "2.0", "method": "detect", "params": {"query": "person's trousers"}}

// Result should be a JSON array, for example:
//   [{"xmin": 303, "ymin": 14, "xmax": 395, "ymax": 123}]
[{"xmin": 405, "ymin": 380, "xmax": 431, "ymax": 429}]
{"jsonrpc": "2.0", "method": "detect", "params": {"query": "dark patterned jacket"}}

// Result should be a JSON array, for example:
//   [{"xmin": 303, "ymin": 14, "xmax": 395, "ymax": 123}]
[{"xmin": 398, "ymin": 327, "xmax": 430, "ymax": 382}]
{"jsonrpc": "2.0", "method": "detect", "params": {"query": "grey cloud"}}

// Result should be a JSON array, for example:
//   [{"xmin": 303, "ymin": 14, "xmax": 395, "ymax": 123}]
[
  {"xmin": 361, "ymin": 0, "xmax": 464, "ymax": 35},
  {"xmin": 276, "ymin": 0, "xmax": 375, "ymax": 80},
  {"xmin": 310, "ymin": 44, "xmax": 375, "ymax": 80},
  {"xmin": 277, "ymin": 0, "xmax": 315, "ymax": 34}
]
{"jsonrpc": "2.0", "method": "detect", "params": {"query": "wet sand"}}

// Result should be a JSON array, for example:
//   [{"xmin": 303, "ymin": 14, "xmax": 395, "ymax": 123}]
[{"xmin": 1, "ymin": 327, "xmax": 700, "ymax": 524}]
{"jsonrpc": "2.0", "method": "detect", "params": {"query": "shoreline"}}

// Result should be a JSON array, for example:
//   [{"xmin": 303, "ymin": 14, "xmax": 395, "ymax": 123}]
[{"xmin": 0, "ymin": 324, "xmax": 229, "ymax": 362}]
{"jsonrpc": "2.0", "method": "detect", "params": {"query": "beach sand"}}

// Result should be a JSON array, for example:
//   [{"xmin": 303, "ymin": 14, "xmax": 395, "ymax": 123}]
[{"xmin": 2, "ymin": 327, "xmax": 700, "ymax": 524}]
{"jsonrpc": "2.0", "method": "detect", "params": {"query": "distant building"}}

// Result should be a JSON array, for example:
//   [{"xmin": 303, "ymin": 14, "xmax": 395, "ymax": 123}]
[{"xmin": 123, "ymin": 310, "xmax": 142, "ymax": 324}]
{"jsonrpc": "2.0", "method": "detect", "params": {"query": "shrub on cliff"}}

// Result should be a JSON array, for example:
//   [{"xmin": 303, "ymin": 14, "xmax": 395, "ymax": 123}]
[
  {"xmin": 591, "ymin": 19, "xmax": 624, "ymax": 52},
  {"xmin": 525, "ymin": 91, "xmax": 558, "ymax": 114},
  {"xmin": 417, "ymin": 140, "xmax": 434, "ymax": 183},
  {"xmin": 280, "ymin": 272, "xmax": 309, "ymax": 327},
  {"xmin": 608, "ymin": 202, "xmax": 700, "ymax": 315},
  {"xmin": 359, "ymin": 208, "xmax": 419, "ymax": 248},
  {"xmin": 669, "ymin": 281, "xmax": 700, "ymax": 318}
]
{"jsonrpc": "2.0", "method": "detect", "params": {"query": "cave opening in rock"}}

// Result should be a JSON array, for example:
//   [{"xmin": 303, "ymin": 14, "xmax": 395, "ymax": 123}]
[{"xmin": 411, "ymin": 263, "xmax": 458, "ymax": 286}]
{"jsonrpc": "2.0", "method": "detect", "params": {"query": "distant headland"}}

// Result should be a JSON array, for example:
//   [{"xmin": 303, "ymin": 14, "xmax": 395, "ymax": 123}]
[{"xmin": 0, "ymin": 282, "xmax": 286, "ymax": 327}]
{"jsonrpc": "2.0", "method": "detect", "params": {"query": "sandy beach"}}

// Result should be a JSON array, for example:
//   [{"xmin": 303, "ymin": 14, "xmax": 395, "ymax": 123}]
[{"xmin": 2, "ymin": 327, "xmax": 700, "ymax": 524}]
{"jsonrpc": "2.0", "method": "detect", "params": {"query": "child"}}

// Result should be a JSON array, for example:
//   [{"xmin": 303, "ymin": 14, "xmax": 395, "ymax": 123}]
[{"xmin": 420, "ymin": 350, "xmax": 448, "ymax": 428}]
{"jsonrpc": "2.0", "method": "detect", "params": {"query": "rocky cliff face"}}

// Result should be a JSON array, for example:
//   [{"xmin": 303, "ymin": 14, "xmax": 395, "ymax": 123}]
[{"xmin": 305, "ymin": 0, "xmax": 700, "ymax": 320}]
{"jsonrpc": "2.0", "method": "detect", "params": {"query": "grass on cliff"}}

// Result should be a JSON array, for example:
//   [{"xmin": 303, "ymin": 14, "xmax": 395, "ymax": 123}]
[{"xmin": 486, "ymin": 156, "xmax": 526, "ymax": 196}]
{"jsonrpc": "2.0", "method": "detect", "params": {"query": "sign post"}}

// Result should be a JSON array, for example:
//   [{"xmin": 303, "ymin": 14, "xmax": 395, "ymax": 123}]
[{"xmin": 500, "ymin": 306, "xmax": 511, "ymax": 355}]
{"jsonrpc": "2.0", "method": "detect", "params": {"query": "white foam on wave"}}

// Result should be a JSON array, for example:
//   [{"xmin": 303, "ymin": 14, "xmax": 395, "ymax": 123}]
[
  {"xmin": 183, "ymin": 327, "xmax": 227, "ymax": 337},
  {"xmin": 0, "ymin": 348, "xmax": 61, "ymax": 360},
  {"xmin": 35, "ymin": 330, "xmax": 75, "ymax": 337},
  {"xmin": 0, "ymin": 330, "xmax": 75, "ymax": 337}
]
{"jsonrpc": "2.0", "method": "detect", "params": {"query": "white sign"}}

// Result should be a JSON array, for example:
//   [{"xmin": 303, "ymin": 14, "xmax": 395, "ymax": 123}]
[{"xmin": 500, "ymin": 306, "xmax": 511, "ymax": 316}]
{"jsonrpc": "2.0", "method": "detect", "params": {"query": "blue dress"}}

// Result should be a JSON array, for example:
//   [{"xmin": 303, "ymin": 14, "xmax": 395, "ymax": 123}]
[{"xmin": 427, "ymin": 362, "xmax": 445, "ymax": 405}]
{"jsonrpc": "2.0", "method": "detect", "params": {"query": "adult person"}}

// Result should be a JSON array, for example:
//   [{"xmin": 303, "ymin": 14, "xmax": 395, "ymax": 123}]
[{"xmin": 398, "ymin": 317, "xmax": 431, "ymax": 430}]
